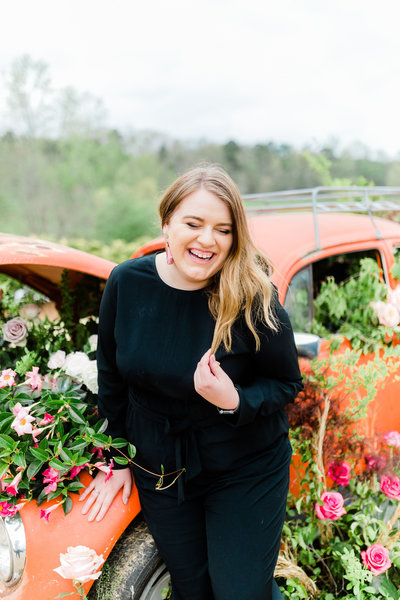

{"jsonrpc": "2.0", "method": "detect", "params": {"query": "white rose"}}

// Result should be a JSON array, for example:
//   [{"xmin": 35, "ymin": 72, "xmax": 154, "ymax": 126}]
[
  {"xmin": 53, "ymin": 545, "xmax": 104, "ymax": 584},
  {"xmin": 19, "ymin": 303, "xmax": 41, "ymax": 320},
  {"xmin": 82, "ymin": 360, "xmax": 98, "ymax": 394},
  {"xmin": 377, "ymin": 302, "xmax": 400, "ymax": 328},
  {"xmin": 64, "ymin": 352, "xmax": 90, "ymax": 380},
  {"xmin": 48, "ymin": 350, "xmax": 66, "ymax": 370}
]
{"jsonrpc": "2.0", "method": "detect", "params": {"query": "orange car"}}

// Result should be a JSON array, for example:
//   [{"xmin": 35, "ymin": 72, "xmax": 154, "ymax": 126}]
[{"xmin": 1, "ymin": 186, "xmax": 400, "ymax": 600}]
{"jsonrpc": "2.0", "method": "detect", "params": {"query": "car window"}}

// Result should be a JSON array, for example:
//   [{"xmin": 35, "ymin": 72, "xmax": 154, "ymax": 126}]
[{"xmin": 284, "ymin": 249, "xmax": 382, "ymax": 332}]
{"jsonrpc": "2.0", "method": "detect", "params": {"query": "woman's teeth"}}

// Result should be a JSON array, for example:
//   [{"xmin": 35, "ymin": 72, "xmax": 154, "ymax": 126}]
[{"xmin": 189, "ymin": 249, "xmax": 214, "ymax": 261}]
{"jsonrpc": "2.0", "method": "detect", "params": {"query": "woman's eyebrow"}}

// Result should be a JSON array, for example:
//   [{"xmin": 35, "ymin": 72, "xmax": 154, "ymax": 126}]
[{"xmin": 183, "ymin": 215, "xmax": 232, "ymax": 226}]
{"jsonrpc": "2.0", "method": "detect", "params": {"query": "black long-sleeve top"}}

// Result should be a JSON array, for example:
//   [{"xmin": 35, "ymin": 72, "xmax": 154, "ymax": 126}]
[{"xmin": 97, "ymin": 254, "xmax": 303, "ymax": 498}]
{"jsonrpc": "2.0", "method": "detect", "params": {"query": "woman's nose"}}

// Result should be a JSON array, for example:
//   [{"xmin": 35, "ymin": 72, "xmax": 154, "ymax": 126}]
[{"xmin": 197, "ymin": 227, "xmax": 215, "ymax": 246}]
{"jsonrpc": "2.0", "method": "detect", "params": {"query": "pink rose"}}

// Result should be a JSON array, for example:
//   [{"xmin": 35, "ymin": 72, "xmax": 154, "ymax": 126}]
[
  {"xmin": 361, "ymin": 544, "xmax": 391, "ymax": 576},
  {"xmin": 315, "ymin": 491, "xmax": 347, "ymax": 521},
  {"xmin": 380, "ymin": 475, "xmax": 400, "ymax": 500},
  {"xmin": 383, "ymin": 430, "xmax": 400, "ymax": 448},
  {"xmin": 327, "ymin": 461, "xmax": 351, "ymax": 486},
  {"xmin": 3, "ymin": 317, "xmax": 28, "ymax": 344},
  {"xmin": 53, "ymin": 545, "xmax": 104, "ymax": 583},
  {"xmin": 365, "ymin": 454, "xmax": 387, "ymax": 471}
]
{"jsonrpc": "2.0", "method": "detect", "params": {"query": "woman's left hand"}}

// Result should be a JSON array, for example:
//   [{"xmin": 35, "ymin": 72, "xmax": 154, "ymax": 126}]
[{"xmin": 194, "ymin": 349, "xmax": 239, "ymax": 410}]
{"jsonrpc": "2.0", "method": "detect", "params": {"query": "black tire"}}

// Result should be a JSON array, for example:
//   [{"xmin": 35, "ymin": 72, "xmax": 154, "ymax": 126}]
[{"xmin": 89, "ymin": 516, "xmax": 170, "ymax": 600}]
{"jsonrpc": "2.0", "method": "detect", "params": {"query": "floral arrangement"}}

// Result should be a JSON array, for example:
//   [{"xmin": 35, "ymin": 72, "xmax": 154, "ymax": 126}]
[
  {"xmin": 0, "ymin": 274, "xmax": 134, "ymax": 521},
  {"xmin": 281, "ymin": 357, "xmax": 400, "ymax": 600},
  {"xmin": 312, "ymin": 257, "xmax": 400, "ymax": 354}
]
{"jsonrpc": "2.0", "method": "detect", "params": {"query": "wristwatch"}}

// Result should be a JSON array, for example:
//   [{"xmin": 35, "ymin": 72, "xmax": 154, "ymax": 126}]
[
  {"xmin": 217, "ymin": 403, "xmax": 239, "ymax": 414},
  {"xmin": 217, "ymin": 389, "xmax": 240, "ymax": 414}
]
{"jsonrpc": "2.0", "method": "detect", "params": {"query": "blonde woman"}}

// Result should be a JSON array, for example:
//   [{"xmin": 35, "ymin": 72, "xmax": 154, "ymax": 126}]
[{"xmin": 81, "ymin": 165, "xmax": 303, "ymax": 600}]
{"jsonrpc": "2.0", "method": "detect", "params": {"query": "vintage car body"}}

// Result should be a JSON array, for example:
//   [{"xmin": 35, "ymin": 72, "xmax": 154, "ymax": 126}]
[{"xmin": 2, "ymin": 187, "xmax": 400, "ymax": 599}]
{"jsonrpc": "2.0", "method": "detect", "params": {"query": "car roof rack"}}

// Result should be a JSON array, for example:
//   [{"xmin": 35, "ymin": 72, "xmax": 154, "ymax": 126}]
[{"xmin": 243, "ymin": 186, "xmax": 400, "ymax": 250}]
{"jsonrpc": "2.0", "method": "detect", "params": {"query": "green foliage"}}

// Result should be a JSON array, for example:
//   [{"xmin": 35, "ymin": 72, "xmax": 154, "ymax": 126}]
[{"xmin": 311, "ymin": 258, "xmax": 398, "ymax": 353}]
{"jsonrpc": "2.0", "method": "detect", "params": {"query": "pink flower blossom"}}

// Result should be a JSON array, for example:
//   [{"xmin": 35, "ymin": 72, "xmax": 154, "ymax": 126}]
[
  {"xmin": 0, "ymin": 501, "xmax": 19, "ymax": 517},
  {"xmin": 327, "ymin": 461, "xmax": 351, "ymax": 486},
  {"xmin": 39, "ymin": 412, "xmax": 55, "ymax": 426},
  {"xmin": 315, "ymin": 491, "xmax": 347, "ymax": 521},
  {"xmin": 94, "ymin": 460, "xmax": 114, "ymax": 483},
  {"xmin": 380, "ymin": 474, "xmax": 400, "ymax": 500},
  {"xmin": 383, "ymin": 430, "xmax": 400, "ymax": 448},
  {"xmin": 0, "ymin": 473, "xmax": 8, "ymax": 492},
  {"xmin": 6, "ymin": 471, "xmax": 22, "ymax": 496},
  {"xmin": 43, "ymin": 467, "xmax": 60, "ymax": 495},
  {"xmin": 361, "ymin": 544, "xmax": 391, "ymax": 576},
  {"xmin": 31, "ymin": 427, "xmax": 44, "ymax": 443},
  {"xmin": 365, "ymin": 454, "xmax": 387, "ymax": 471},
  {"xmin": 24, "ymin": 366, "xmax": 42, "ymax": 391},
  {"xmin": 12, "ymin": 402, "xmax": 23, "ymax": 415},
  {"xmin": 90, "ymin": 447, "xmax": 104, "ymax": 459},
  {"xmin": 40, "ymin": 501, "xmax": 62, "ymax": 522},
  {"xmin": 70, "ymin": 464, "xmax": 89, "ymax": 479},
  {"xmin": 11, "ymin": 406, "xmax": 35, "ymax": 436},
  {"xmin": 0, "ymin": 368, "xmax": 17, "ymax": 388}
]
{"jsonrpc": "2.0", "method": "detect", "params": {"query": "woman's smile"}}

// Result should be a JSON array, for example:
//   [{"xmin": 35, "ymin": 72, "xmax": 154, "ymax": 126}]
[{"xmin": 159, "ymin": 188, "xmax": 233, "ymax": 290}]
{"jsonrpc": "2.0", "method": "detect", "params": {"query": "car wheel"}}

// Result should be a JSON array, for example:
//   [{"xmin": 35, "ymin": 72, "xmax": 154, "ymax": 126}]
[{"xmin": 88, "ymin": 517, "xmax": 171, "ymax": 600}]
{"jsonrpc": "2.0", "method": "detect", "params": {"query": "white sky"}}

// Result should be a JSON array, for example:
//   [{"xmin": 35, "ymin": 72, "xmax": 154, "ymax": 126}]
[{"xmin": 1, "ymin": 0, "xmax": 400, "ymax": 155}]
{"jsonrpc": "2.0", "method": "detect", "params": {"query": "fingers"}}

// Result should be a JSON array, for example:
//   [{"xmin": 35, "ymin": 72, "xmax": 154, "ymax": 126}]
[
  {"xmin": 79, "ymin": 480, "xmax": 95, "ymax": 501},
  {"xmin": 122, "ymin": 477, "xmax": 133, "ymax": 504}
]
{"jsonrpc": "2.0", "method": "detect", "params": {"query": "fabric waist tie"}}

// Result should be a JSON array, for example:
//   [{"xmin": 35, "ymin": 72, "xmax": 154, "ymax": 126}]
[{"xmin": 130, "ymin": 397, "xmax": 217, "ymax": 504}]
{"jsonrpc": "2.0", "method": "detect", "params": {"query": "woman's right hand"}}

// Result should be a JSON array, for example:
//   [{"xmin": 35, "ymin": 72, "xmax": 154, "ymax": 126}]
[{"xmin": 79, "ymin": 467, "xmax": 133, "ymax": 522}]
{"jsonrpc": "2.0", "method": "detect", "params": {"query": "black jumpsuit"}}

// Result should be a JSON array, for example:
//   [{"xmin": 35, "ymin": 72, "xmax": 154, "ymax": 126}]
[{"xmin": 97, "ymin": 254, "xmax": 303, "ymax": 600}]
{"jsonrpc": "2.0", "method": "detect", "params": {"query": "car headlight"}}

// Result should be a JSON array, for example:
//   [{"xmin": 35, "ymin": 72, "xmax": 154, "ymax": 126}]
[{"xmin": 0, "ymin": 514, "xmax": 26, "ymax": 589}]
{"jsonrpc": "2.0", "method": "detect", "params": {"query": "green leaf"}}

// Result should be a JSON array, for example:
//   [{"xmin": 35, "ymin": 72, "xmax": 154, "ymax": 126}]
[
  {"xmin": 110, "ymin": 437, "xmax": 128, "ymax": 448},
  {"xmin": 67, "ymin": 406, "xmax": 86, "ymax": 425},
  {"xmin": 0, "ymin": 434, "xmax": 16, "ymax": 450},
  {"xmin": 91, "ymin": 433, "xmax": 109, "ymax": 446},
  {"xmin": 62, "ymin": 495, "xmax": 73, "ymax": 515},
  {"xmin": 94, "ymin": 419, "xmax": 108, "ymax": 434},
  {"xmin": 0, "ymin": 414, "xmax": 14, "ymax": 433},
  {"xmin": 113, "ymin": 456, "xmax": 129, "ymax": 465},
  {"xmin": 67, "ymin": 481, "xmax": 85, "ymax": 492},
  {"xmin": 49, "ymin": 458, "xmax": 67, "ymax": 471},
  {"xmin": 128, "ymin": 443, "xmax": 136, "ymax": 458},
  {"xmin": 0, "ymin": 461, "xmax": 10, "ymax": 477},
  {"xmin": 27, "ymin": 460, "xmax": 44, "ymax": 479},
  {"xmin": 30, "ymin": 447, "xmax": 49, "ymax": 461},
  {"xmin": 13, "ymin": 452, "xmax": 26, "ymax": 469}
]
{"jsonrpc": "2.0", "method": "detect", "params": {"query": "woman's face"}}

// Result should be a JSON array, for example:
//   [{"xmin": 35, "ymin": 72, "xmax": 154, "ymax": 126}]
[{"xmin": 164, "ymin": 188, "xmax": 234, "ymax": 289}]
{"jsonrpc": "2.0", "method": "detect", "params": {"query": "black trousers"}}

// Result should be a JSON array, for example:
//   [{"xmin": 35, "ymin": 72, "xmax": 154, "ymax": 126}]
[{"xmin": 136, "ymin": 434, "xmax": 291, "ymax": 600}]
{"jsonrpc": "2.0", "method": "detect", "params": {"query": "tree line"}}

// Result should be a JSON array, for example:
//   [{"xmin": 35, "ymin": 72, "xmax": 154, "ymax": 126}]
[{"xmin": 1, "ymin": 55, "xmax": 400, "ymax": 246}]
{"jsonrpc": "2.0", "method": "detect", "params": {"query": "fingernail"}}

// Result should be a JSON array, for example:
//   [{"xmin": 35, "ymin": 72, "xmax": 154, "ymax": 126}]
[{"xmin": 124, "ymin": 497, "xmax": 128, "ymax": 504}]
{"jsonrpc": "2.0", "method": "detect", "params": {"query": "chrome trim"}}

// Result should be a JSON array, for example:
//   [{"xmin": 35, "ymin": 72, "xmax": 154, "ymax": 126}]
[{"xmin": 0, "ymin": 513, "xmax": 26, "ymax": 590}]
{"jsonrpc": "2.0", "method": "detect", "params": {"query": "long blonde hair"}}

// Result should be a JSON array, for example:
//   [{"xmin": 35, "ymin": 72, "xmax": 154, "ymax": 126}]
[{"xmin": 158, "ymin": 164, "xmax": 278, "ymax": 353}]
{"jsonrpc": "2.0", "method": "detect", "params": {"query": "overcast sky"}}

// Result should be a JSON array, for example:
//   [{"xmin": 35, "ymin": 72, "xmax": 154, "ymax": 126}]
[{"xmin": 1, "ymin": 0, "xmax": 400, "ymax": 156}]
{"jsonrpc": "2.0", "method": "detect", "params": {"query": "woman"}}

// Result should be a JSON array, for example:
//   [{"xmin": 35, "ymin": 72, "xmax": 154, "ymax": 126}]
[{"xmin": 80, "ymin": 164, "xmax": 303, "ymax": 600}]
